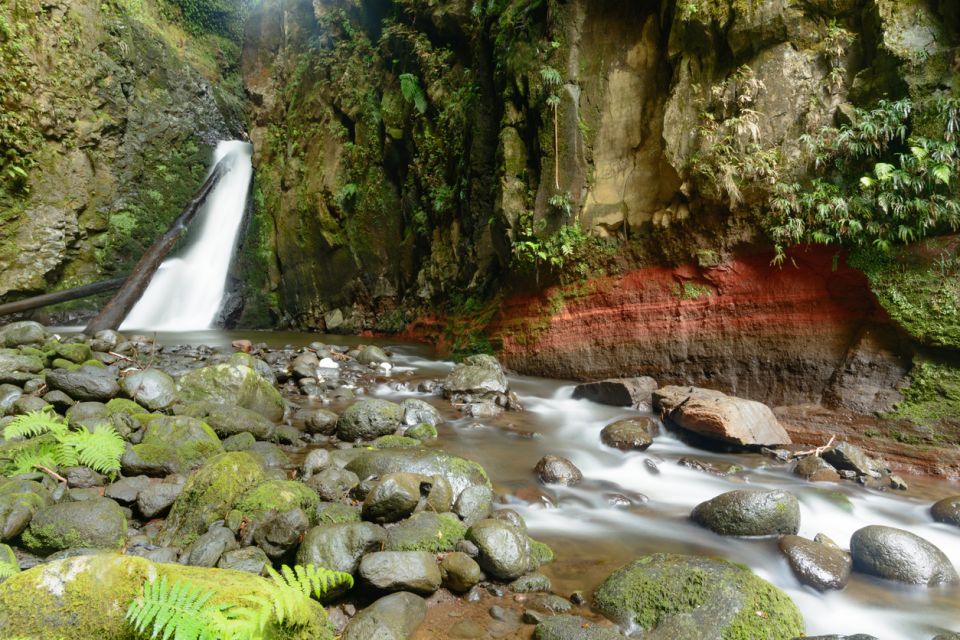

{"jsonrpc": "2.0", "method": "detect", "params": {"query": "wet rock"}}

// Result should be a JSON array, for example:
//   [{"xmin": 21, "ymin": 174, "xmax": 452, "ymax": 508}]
[
  {"xmin": 823, "ymin": 442, "xmax": 883, "ymax": 478},
  {"xmin": 889, "ymin": 474, "xmax": 908, "ymax": 490},
  {"xmin": 466, "ymin": 519, "xmax": 531, "ymax": 581},
  {"xmin": 440, "ymin": 552, "xmax": 483, "ymax": 592},
  {"xmin": 304, "ymin": 408, "xmax": 339, "ymax": 435},
  {"xmin": 136, "ymin": 478, "xmax": 184, "ymax": 518},
  {"xmin": 53, "ymin": 342, "xmax": 92, "ymax": 364},
  {"xmin": 62, "ymin": 466, "xmax": 105, "ymax": 489},
  {"xmin": 406, "ymin": 422, "xmax": 438, "ymax": 441},
  {"xmin": 235, "ymin": 480, "xmax": 319, "ymax": 524},
  {"xmin": 315, "ymin": 502, "xmax": 360, "ymax": 525},
  {"xmin": 443, "ymin": 354, "xmax": 509, "ymax": 402},
  {"xmin": 337, "ymin": 398, "xmax": 404, "ymax": 441},
  {"xmin": 187, "ymin": 525, "xmax": 237, "ymax": 567},
  {"xmin": 123, "ymin": 415, "xmax": 224, "ymax": 476},
  {"xmin": 159, "ymin": 452, "xmax": 265, "ymax": 547},
  {"xmin": 530, "ymin": 594, "xmax": 573, "ymax": 613},
  {"xmin": 0, "ymin": 354, "xmax": 44, "ymax": 380},
  {"xmin": 534, "ymin": 455, "xmax": 583, "ymax": 486},
  {"xmin": 401, "ymin": 398, "xmax": 441, "ymax": 426},
  {"xmin": 222, "ymin": 432, "xmax": 256, "ymax": 451},
  {"xmin": 779, "ymin": 535, "xmax": 852, "ymax": 591},
  {"xmin": 0, "ymin": 481, "xmax": 51, "ymax": 541},
  {"xmin": 10, "ymin": 396, "xmax": 49, "ymax": 415},
  {"xmin": 850, "ymin": 525, "xmax": 958, "ymax": 586},
  {"xmin": 600, "ymin": 418, "xmax": 655, "ymax": 451},
  {"xmin": 362, "ymin": 473, "xmax": 431, "ymax": 523},
  {"xmin": 46, "ymin": 365, "xmax": 120, "ymax": 402},
  {"xmin": 22, "ymin": 498, "xmax": 126, "ymax": 553},
  {"xmin": 386, "ymin": 512, "xmax": 466, "ymax": 552},
  {"xmin": 357, "ymin": 345, "xmax": 390, "ymax": 365},
  {"xmin": 0, "ymin": 384, "xmax": 22, "ymax": 414},
  {"xmin": 120, "ymin": 369, "xmax": 177, "ymax": 411},
  {"xmin": 0, "ymin": 321, "xmax": 47, "ymax": 347},
  {"xmin": 248, "ymin": 441, "xmax": 292, "ymax": 469},
  {"xmin": 296, "ymin": 521, "xmax": 387, "ymax": 575},
  {"xmin": 594, "ymin": 553, "xmax": 804, "ymax": 639},
  {"xmin": 218, "ymin": 545, "xmax": 270, "ymax": 575},
  {"xmin": 793, "ymin": 456, "xmax": 841, "ymax": 482},
  {"xmin": 342, "ymin": 448, "xmax": 491, "ymax": 499},
  {"xmin": 341, "ymin": 591, "xmax": 427, "ymax": 640},
  {"xmin": 104, "ymin": 475, "xmax": 151, "ymax": 504},
  {"xmin": 178, "ymin": 363, "xmax": 284, "ymax": 421},
  {"xmin": 359, "ymin": 551, "xmax": 442, "ymax": 594},
  {"xmin": 931, "ymin": 495, "xmax": 960, "ymax": 526},
  {"xmin": 534, "ymin": 614, "xmax": 629, "ymax": 639},
  {"xmin": 301, "ymin": 448, "xmax": 331, "ymax": 479},
  {"xmin": 42, "ymin": 390, "xmax": 75, "ymax": 413},
  {"xmin": 291, "ymin": 352, "xmax": 320, "ymax": 379},
  {"xmin": 254, "ymin": 508, "xmax": 310, "ymax": 558},
  {"xmin": 691, "ymin": 489, "xmax": 800, "ymax": 536},
  {"xmin": 510, "ymin": 572, "xmax": 551, "ymax": 593},
  {"xmin": 653, "ymin": 386, "xmax": 791, "ymax": 446},
  {"xmin": 306, "ymin": 467, "xmax": 360, "ymax": 502},
  {"xmin": 176, "ymin": 401, "xmax": 275, "ymax": 440},
  {"xmin": 572, "ymin": 377, "xmax": 659, "ymax": 408}
]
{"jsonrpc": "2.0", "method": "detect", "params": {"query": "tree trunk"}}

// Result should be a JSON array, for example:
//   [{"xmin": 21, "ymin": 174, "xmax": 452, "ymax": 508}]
[
  {"xmin": 84, "ymin": 163, "xmax": 227, "ymax": 334},
  {"xmin": 0, "ymin": 277, "xmax": 127, "ymax": 318}
]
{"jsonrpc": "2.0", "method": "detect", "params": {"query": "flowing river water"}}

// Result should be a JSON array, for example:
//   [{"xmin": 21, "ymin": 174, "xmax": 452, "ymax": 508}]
[{"xmin": 131, "ymin": 329, "xmax": 960, "ymax": 639}]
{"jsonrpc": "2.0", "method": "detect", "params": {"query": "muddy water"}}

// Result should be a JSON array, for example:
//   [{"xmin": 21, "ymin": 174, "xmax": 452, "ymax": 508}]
[{"xmin": 151, "ymin": 330, "xmax": 960, "ymax": 639}]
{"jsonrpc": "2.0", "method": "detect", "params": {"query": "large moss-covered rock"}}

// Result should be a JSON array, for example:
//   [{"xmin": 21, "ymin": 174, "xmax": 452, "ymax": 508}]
[
  {"xmin": 0, "ymin": 322, "xmax": 47, "ymax": 348},
  {"xmin": 337, "ymin": 399, "xmax": 404, "ymax": 441},
  {"xmin": 386, "ymin": 512, "xmax": 466, "ymax": 553},
  {"xmin": 175, "ymin": 401, "xmax": 276, "ymax": 440},
  {"xmin": 120, "ymin": 369, "xmax": 177, "ymax": 411},
  {"xmin": 178, "ymin": 364, "xmax": 284, "ymax": 421},
  {"xmin": 22, "ymin": 498, "xmax": 126, "ymax": 553},
  {"xmin": 236, "ymin": 480, "xmax": 319, "ymax": 522},
  {"xmin": 0, "ymin": 479, "xmax": 51, "ymax": 541},
  {"xmin": 593, "ymin": 554, "xmax": 805, "ymax": 640},
  {"xmin": 465, "ymin": 518, "xmax": 531, "ymax": 581},
  {"xmin": 124, "ymin": 415, "xmax": 224, "ymax": 476},
  {"xmin": 0, "ymin": 554, "xmax": 331, "ymax": 639},
  {"xmin": 341, "ymin": 448, "xmax": 490, "ymax": 500},
  {"xmin": 691, "ymin": 489, "xmax": 800, "ymax": 536},
  {"xmin": 160, "ymin": 452, "xmax": 266, "ymax": 546}
]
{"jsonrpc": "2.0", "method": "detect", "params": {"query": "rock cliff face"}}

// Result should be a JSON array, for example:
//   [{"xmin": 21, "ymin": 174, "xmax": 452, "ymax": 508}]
[{"xmin": 0, "ymin": 0, "xmax": 245, "ymax": 304}]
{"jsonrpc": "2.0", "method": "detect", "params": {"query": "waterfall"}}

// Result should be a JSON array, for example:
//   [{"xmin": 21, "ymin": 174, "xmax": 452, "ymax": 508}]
[{"xmin": 120, "ymin": 141, "xmax": 253, "ymax": 332}]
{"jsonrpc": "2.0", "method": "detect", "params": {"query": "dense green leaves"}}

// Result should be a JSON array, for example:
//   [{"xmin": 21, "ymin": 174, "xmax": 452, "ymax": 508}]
[
  {"xmin": 2, "ymin": 410, "xmax": 124, "ymax": 478},
  {"xmin": 162, "ymin": 0, "xmax": 251, "ymax": 38},
  {"xmin": 766, "ymin": 96, "xmax": 960, "ymax": 261}
]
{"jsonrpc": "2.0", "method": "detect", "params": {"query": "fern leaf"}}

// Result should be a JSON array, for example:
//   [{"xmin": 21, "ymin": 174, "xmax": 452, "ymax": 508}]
[
  {"xmin": 126, "ymin": 577, "xmax": 224, "ymax": 640},
  {"xmin": 9, "ymin": 444, "xmax": 59, "ymax": 476},
  {"xmin": 0, "ymin": 560, "xmax": 19, "ymax": 579},
  {"xmin": 269, "ymin": 564, "xmax": 353, "ymax": 603},
  {"xmin": 399, "ymin": 73, "xmax": 427, "ymax": 115},
  {"xmin": 66, "ymin": 426, "xmax": 124, "ymax": 475},
  {"xmin": 3, "ymin": 410, "xmax": 67, "ymax": 440}
]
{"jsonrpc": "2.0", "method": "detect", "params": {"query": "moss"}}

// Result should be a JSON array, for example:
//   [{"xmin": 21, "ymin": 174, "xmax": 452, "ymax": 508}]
[
  {"xmin": 315, "ymin": 502, "xmax": 361, "ymax": 525},
  {"xmin": 386, "ymin": 512, "xmax": 467, "ymax": 553},
  {"xmin": 236, "ymin": 480, "xmax": 320, "ymax": 522},
  {"xmin": 405, "ymin": 422, "xmax": 438, "ymax": 441},
  {"xmin": 104, "ymin": 398, "xmax": 147, "ymax": 416},
  {"xmin": 160, "ymin": 452, "xmax": 265, "ymax": 546},
  {"xmin": 886, "ymin": 360, "xmax": 960, "ymax": 430},
  {"xmin": 528, "ymin": 538, "xmax": 555, "ymax": 567},
  {"xmin": 372, "ymin": 435, "xmax": 421, "ymax": 449}
]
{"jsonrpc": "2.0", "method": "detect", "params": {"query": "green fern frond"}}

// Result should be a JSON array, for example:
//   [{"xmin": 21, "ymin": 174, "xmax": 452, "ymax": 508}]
[
  {"xmin": 269, "ymin": 564, "xmax": 354, "ymax": 603},
  {"xmin": 64, "ymin": 426, "xmax": 125, "ymax": 475},
  {"xmin": 0, "ymin": 560, "xmax": 19, "ymax": 579},
  {"xmin": 3, "ymin": 410, "xmax": 68, "ymax": 440},
  {"xmin": 399, "ymin": 73, "xmax": 427, "ymax": 115},
  {"xmin": 9, "ymin": 444, "xmax": 59, "ymax": 476},
  {"xmin": 126, "ymin": 576, "xmax": 226, "ymax": 640}
]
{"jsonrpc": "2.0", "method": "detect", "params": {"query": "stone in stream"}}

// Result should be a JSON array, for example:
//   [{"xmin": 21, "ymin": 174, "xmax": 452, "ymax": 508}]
[
  {"xmin": 534, "ymin": 614, "xmax": 628, "ymax": 639},
  {"xmin": 534, "ymin": 455, "xmax": 583, "ymax": 486},
  {"xmin": 385, "ymin": 511, "xmax": 466, "ymax": 553},
  {"xmin": 440, "ymin": 552, "xmax": 483, "ymax": 592},
  {"xmin": 0, "ymin": 481, "xmax": 52, "ymax": 541},
  {"xmin": 357, "ymin": 345, "xmax": 390, "ymax": 365},
  {"xmin": 253, "ymin": 508, "xmax": 310, "ymax": 558},
  {"xmin": 45, "ymin": 365, "xmax": 121, "ymax": 402},
  {"xmin": 652, "ymin": 386, "xmax": 791, "ymax": 446},
  {"xmin": 177, "ymin": 363, "xmax": 285, "ymax": 421},
  {"xmin": 306, "ymin": 467, "xmax": 360, "ymax": 502},
  {"xmin": 340, "ymin": 447, "xmax": 491, "ymax": 500},
  {"xmin": 120, "ymin": 368, "xmax": 177, "ymax": 410},
  {"xmin": 849, "ymin": 525, "xmax": 958, "ymax": 586},
  {"xmin": 822, "ymin": 442, "xmax": 884, "ymax": 478},
  {"xmin": 341, "ymin": 591, "xmax": 427, "ymax": 640},
  {"xmin": 465, "ymin": 518, "xmax": 531, "ymax": 581},
  {"xmin": 0, "ymin": 321, "xmax": 47, "ymax": 347},
  {"xmin": 454, "ymin": 484, "xmax": 494, "ymax": 525},
  {"xmin": 778, "ymin": 535, "xmax": 852, "ymax": 591},
  {"xmin": 593, "ymin": 553, "xmax": 805, "ymax": 639},
  {"xmin": 931, "ymin": 495, "xmax": 960, "ymax": 526},
  {"xmin": 691, "ymin": 489, "xmax": 800, "ymax": 536},
  {"xmin": 401, "ymin": 398, "xmax": 442, "ymax": 426},
  {"xmin": 296, "ymin": 521, "xmax": 387, "ymax": 575},
  {"xmin": 600, "ymin": 418, "xmax": 655, "ymax": 451},
  {"xmin": 572, "ymin": 377, "xmax": 659, "ymax": 408},
  {"xmin": 793, "ymin": 455, "xmax": 841, "ymax": 482},
  {"xmin": 304, "ymin": 408, "xmax": 339, "ymax": 435},
  {"xmin": 358, "ymin": 551, "xmax": 442, "ymax": 594},
  {"xmin": 21, "ymin": 498, "xmax": 127, "ymax": 553},
  {"xmin": 336, "ymin": 398, "xmax": 404, "ymax": 441},
  {"xmin": 175, "ymin": 401, "xmax": 276, "ymax": 440},
  {"xmin": 362, "ymin": 472, "xmax": 431, "ymax": 523},
  {"xmin": 122, "ymin": 415, "xmax": 224, "ymax": 476},
  {"xmin": 443, "ymin": 354, "xmax": 509, "ymax": 399}
]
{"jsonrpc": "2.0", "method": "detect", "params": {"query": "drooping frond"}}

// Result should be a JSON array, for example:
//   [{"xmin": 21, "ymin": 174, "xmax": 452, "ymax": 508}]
[
  {"xmin": 269, "ymin": 564, "xmax": 354, "ymax": 603},
  {"xmin": 126, "ymin": 576, "xmax": 226, "ymax": 640},
  {"xmin": 8, "ymin": 444, "xmax": 60, "ymax": 476},
  {"xmin": 63, "ymin": 425, "xmax": 125, "ymax": 476},
  {"xmin": 2, "ymin": 410, "xmax": 67, "ymax": 440},
  {"xmin": 399, "ymin": 73, "xmax": 427, "ymax": 115},
  {"xmin": 0, "ymin": 560, "xmax": 19, "ymax": 579}
]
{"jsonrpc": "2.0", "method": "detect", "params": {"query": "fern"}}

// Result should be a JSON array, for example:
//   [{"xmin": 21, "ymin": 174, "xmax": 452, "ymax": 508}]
[
  {"xmin": 3, "ymin": 410, "xmax": 68, "ymax": 440},
  {"xmin": 126, "ymin": 576, "xmax": 226, "ymax": 640},
  {"xmin": 0, "ymin": 560, "xmax": 19, "ymax": 579},
  {"xmin": 399, "ymin": 73, "xmax": 427, "ymax": 115},
  {"xmin": 64, "ymin": 426, "xmax": 125, "ymax": 475},
  {"xmin": 269, "ymin": 564, "xmax": 354, "ymax": 603},
  {"xmin": 9, "ymin": 444, "xmax": 60, "ymax": 476}
]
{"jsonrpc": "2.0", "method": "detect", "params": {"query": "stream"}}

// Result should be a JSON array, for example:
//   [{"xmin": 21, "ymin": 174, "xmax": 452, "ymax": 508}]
[{"xmin": 133, "ymin": 329, "xmax": 960, "ymax": 639}]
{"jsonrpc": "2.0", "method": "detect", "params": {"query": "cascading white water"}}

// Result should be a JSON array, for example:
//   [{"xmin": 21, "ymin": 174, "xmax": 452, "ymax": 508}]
[{"xmin": 120, "ymin": 141, "xmax": 253, "ymax": 331}]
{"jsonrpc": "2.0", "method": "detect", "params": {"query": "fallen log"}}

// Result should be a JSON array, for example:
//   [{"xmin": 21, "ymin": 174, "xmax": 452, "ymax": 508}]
[
  {"xmin": 84, "ymin": 162, "xmax": 228, "ymax": 334},
  {"xmin": 0, "ymin": 277, "xmax": 126, "ymax": 318}
]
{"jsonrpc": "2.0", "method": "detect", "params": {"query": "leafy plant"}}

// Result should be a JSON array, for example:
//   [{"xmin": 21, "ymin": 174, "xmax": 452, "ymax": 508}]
[
  {"xmin": 0, "ymin": 560, "xmax": 18, "ymax": 580},
  {"xmin": 399, "ymin": 73, "xmax": 427, "ymax": 115},
  {"xmin": 1, "ymin": 410, "xmax": 124, "ymax": 478},
  {"xmin": 540, "ymin": 66, "xmax": 563, "ymax": 190},
  {"xmin": 126, "ymin": 564, "xmax": 352, "ymax": 640}
]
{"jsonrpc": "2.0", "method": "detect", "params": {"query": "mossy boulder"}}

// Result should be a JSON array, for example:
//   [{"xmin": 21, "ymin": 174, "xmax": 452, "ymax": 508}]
[
  {"xmin": 341, "ymin": 448, "xmax": 491, "ymax": 500},
  {"xmin": 0, "ymin": 479, "xmax": 51, "ymax": 541},
  {"xmin": 297, "ymin": 521, "xmax": 388, "ymax": 575},
  {"xmin": 336, "ymin": 399, "xmax": 404, "ymax": 441},
  {"xmin": 159, "ymin": 452, "xmax": 266, "ymax": 547},
  {"xmin": 373, "ymin": 435, "xmax": 421, "ymax": 449},
  {"xmin": 124, "ymin": 416, "xmax": 224, "ymax": 476},
  {"xmin": 236, "ymin": 480, "xmax": 320, "ymax": 523},
  {"xmin": 0, "ymin": 554, "xmax": 331, "ymax": 639},
  {"xmin": 691, "ymin": 489, "xmax": 800, "ymax": 537},
  {"xmin": 0, "ymin": 322, "xmax": 47, "ymax": 348},
  {"xmin": 53, "ymin": 342, "xmax": 93, "ymax": 364},
  {"xmin": 466, "ymin": 518, "xmax": 531, "ymax": 581},
  {"xmin": 593, "ymin": 554, "xmax": 805, "ymax": 640},
  {"xmin": 22, "ymin": 498, "xmax": 127, "ymax": 553},
  {"xmin": 178, "ymin": 363, "xmax": 284, "ymax": 421},
  {"xmin": 175, "ymin": 401, "xmax": 276, "ymax": 440},
  {"xmin": 120, "ymin": 369, "xmax": 177, "ymax": 411},
  {"xmin": 46, "ymin": 365, "xmax": 121, "ymax": 402},
  {"xmin": 385, "ymin": 512, "xmax": 467, "ymax": 552}
]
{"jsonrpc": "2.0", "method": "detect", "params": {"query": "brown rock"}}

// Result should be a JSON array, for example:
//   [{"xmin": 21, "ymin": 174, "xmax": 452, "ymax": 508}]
[{"xmin": 654, "ymin": 386, "xmax": 791, "ymax": 446}]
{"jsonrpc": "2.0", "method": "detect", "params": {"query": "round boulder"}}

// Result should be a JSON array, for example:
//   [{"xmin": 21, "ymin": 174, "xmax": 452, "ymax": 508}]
[
  {"xmin": 850, "ymin": 525, "xmax": 958, "ymax": 586},
  {"xmin": 534, "ymin": 455, "xmax": 583, "ymax": 486},
  {"xmin": 691, "ymin": 489, "xmax": 800, "ymax": 536},
  {"xmin": 22, "ymin": 498, "xmax": 126, "ymax": 553},
  {"xmin": 778, "ymin": 535, "xmax": 851, "ymax": 591},
  {"xmin": 600, "ymin": 418, "xmax": 655, "ymax": 451},
  {"xmin": 120, "ymin": 369, "xmax": 177, "ymax": 411},
  {"xmin": 465, "ymin": 518, "xmax": 531, "ymax": 581},
  {"xmin": 337, "ymin": 399, "xmax": 404, "ymax": 442},
  {"xmin": 296, "ymin": 522, "xmax": 387, "ymax": 575},
  {"xmin": 931, "ymin": 496, "xmax": 960, "ymax": 527},
  {"xmin": 45, "ymin": 365, "xmax": 120, "ymax": 402},
  {"xmin": 358, "ymin": 551, "xmax": 442, "ymax": 594}
]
